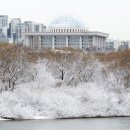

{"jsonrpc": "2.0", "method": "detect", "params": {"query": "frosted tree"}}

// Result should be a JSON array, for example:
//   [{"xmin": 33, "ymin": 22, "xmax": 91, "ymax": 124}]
[
  {"xmin": 46, "ymin": 49, "xmax": 79, "ymax": 82},
  {"xmin": 0, "ymin": 45, "xmax": 29, "ymax": 91},
  {"xmin": 66, "ymin": 54, "xmax": 96, "ymax": 86}
]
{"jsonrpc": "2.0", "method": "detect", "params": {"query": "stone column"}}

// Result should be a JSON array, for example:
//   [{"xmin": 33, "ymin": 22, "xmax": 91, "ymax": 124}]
[
  {"xmin": 24, "ymin": 35, "xmax": 26, "ymax": 47},
  {"xmin": 80, "ymin": 36, "xmax": 82, "ymax": 49},
  {"xmin": 66, "ymin": 36, "xmax": 68, "ymax": 47},
  {"xmin": 98, "ymin": 37, "xmax": 100, "ymax": 49},
  {"xmin": 32, "ymin": 36, "xmax": 35, "ymax": 49},
  {"xmin": 87, "ymin": 36, "xmax": 89, "ymax": 48},
  {"xmin": 99, "ymin": 37, "xmax": 101, "ymax": 49},
  {"xmin": 104, "ymin": 38, "xmax": 106, "ymax": 49},
  {"xmin": 102, "ymin": 37, "xmax": 104, "ymax": 50},
  {"xmin": 100, "ymin": 37, "xmax": 102, "ymax": 50},
  {"xmin": 38, "ymin": 36, "xmax": 41, "ymax": 50},
  {"xmin": 93, "ymin": 36, "xmax": 96, "ymax": 47},
  {"xmin": 28, "ymin": 36, "xmax": 32, "ymax": 48},
  {"xmin": 25, "ymin": 35, "xmax": 28, "ymax": 47},
  {"xmin": 52, "ymin": 36, "xmax": 55, "ymax": 49}
]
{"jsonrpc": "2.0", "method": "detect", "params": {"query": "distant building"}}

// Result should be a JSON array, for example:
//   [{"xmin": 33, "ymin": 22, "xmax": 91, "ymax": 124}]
[
  {"xmin": 106, "ymin": 39, "xmax": 130, "ymax": 51},
  {"xmin": 0, "ymin": 15, "xmax": 8, "ymax": 43},
  {"xmin": 8, "ymin": 18, "xmax": 22, "ymax": 44},
  {"xmin": 118, "ymin": 41, "xmax": 129, "ymax": 51},
  {"xmin": 23, "ymin": 21, "xmax": 36, "ymax": 32},
  {"xmin": 35, "ymin": 23, "xmax": 46, "ymax": 32},
  {"xmin": 25, "ymin": 16, "xmax": 109, "ymax": 51},
  {"xmin": 23, "ymin": 21, "xmax": 46, "ymax": 33},
  {"xmin": 8, "ymin": 19, "xmax": 46, "ymax": 44},
  {"xmin": 0, "ymin": 15, "xmax": 8, "ymax": 36},
  {"xmin": 106, "ymin": 39, "xmax": 115, "ymax": 51},
  {"xmin": 0, "ymin": 15, "xmax": 8, "ymax": 28}
]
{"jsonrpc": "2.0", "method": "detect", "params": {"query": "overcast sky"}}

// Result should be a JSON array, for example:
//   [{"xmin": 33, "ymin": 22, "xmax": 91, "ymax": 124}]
[{"xmin": 0, "ymin": 0, "xmax": 130, "ymax": 40}]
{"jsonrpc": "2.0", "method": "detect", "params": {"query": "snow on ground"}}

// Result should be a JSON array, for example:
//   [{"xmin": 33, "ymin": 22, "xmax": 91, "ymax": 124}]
[
  {"xmin": 0, "ymin": 61, "xmax": 130, "ymax": 119},
  {"xmin": 0, "ymin": 119, "xmax": 10, "ymax": 120}
]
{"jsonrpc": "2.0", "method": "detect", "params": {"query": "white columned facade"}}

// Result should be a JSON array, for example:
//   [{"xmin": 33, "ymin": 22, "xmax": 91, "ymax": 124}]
[
  {"xmin": 24, "ymin": 32, "xmax": 108, "ymax": 51},
  {"xmin": 24, "ymin": 16, "xmax": 109, "ymax": 51}
]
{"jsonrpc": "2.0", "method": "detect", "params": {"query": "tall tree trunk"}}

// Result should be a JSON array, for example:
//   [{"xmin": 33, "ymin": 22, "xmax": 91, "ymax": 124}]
[{"xmin": 61, "ymin": 70, "xmax": 64, "ymax": 80}]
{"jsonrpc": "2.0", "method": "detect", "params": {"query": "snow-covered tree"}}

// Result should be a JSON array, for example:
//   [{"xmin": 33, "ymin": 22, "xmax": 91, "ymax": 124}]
[{"xmin": 0, "ymin": 45, "xmax": 29, "ymax": 91}]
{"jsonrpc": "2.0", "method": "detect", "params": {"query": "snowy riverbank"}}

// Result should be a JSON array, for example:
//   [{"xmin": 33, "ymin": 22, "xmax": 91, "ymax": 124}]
[
  {"xmin": 0, "ymin": 80, "xmax": 130, "ymax": 119},
  {"xmin": 0, "ymin": 47, "xmax": 130, "ymax": 119}
]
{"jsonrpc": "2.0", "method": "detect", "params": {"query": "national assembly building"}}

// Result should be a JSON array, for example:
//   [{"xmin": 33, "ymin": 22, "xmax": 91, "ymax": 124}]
[{"xmin": 24, "ymin": 16, "xmax": 109, "ymax": 51}]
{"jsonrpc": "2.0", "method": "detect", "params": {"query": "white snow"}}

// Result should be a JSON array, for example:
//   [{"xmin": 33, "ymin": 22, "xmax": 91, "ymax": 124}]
[{"xmin": 0, "ymin": 60, "xmax": 130, "ymax": 119}]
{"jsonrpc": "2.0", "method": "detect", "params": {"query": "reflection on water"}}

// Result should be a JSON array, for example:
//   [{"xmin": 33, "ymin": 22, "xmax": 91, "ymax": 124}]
[{"xmin": 0, "ymin": 117, "xmax": 130, "ymax": 130}]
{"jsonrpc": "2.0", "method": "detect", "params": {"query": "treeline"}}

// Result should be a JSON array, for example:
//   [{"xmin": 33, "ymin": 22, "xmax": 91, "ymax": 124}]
[
  {"xmin": 28, "ymin": 46, "xmax": 130, "ymax": 88},
  {"xmin": 95, "ymin": 50, "xmax": 130, "ymax": 88},
  {"xmin": 0, "ymin": 43, "xmax": 130, "ymax": 92}
]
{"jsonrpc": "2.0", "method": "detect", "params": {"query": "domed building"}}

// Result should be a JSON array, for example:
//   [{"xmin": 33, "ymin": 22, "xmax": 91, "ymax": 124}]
[
  {"xmin": 48, "ymin": 16, "xmax": 87, "ymax": 32},
  {"xmin": 25, "ymin": 16, "xmax": 109, "ymax": 51}
]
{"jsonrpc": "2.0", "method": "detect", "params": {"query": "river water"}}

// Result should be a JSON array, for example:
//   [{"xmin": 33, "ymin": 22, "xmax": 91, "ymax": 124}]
[{"xmin": 0, "ymin": 117, "xmax": 130, "ymax": 130}]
